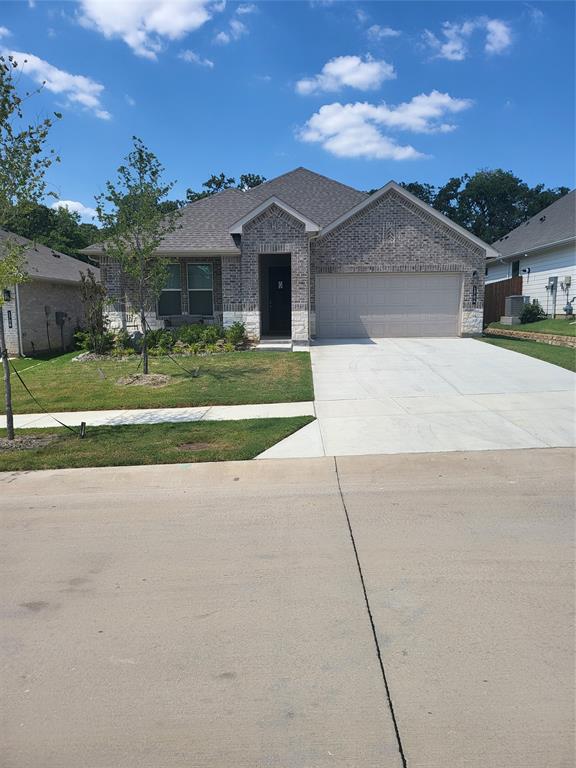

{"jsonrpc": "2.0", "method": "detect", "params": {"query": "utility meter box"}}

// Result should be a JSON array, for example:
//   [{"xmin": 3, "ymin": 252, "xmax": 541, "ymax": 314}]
[{"xmin": 55, "ymin": 311, "xmax": 66, "ymax": 327}]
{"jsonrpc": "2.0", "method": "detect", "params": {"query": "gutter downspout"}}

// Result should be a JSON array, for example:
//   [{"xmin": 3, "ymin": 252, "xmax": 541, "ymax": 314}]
[{"xmin": 14, "ymin": 284, "xmax": 24, "ymax": 357}]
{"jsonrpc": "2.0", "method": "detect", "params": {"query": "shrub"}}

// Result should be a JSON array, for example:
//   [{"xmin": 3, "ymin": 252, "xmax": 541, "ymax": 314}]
[
  {"xmin": 176, "ymin": 324, "xmax": 205, "ymax": 345},
  {"xmin": 74, "ymin": 329, "xmax": 115, "ymax": 354},
  {"xmin": 201, "ymin": 324, "xmax": 226, "ymax": 344},
  {"xmin": 520, "ymin": 300, "xmax": 547, "ymax": 324},
  {"xmin": 225, "ymin": 321, "xmax": 247, "ymax": 348},
  {"xmin": 145, "ymin": 328, "xmax": 176, "ymax": 353},
  {"xmin": 112, "ymin": 330, "xmax": 134, "ymax": 357}
]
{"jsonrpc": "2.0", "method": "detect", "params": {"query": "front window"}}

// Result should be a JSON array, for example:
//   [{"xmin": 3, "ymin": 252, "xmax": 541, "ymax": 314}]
[
  {"xmin": 187, "ymin": 263, "xmax": 213, "ymax": 316},
  {"xmin": 158, "ymin": 263, "xmax": 182, "ymax": 316}
]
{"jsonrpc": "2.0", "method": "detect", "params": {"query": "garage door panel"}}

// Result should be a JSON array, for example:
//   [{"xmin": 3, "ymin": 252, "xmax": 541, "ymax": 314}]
[{"xmin": 315, "ymin": 273, "xmax": 462, "ymax": 338}]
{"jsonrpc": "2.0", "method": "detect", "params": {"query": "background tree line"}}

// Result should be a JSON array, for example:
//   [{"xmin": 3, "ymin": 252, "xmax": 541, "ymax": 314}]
[
  {"xmin": 0, "ymin": 168, "xmax": 570, "ymax": 263},
  {"xmin": 397, "ymin": 170, "xmax": 569, "ymax": 243}
]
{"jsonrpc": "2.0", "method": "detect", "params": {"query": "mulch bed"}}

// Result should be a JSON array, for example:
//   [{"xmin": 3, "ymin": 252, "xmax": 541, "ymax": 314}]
[
  {"xmin": 116, "ymin": 373, "xmax": 172, "ymax": 388},
  {"xmin": 0, "ymin": 435, "xmax": 59, "ymax": 451}
]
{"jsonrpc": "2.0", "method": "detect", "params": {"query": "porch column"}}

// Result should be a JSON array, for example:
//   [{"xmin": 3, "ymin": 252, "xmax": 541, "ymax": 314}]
[{"xmin": 290, "ymin": 239, "xmax": 310, "ymax": 342}]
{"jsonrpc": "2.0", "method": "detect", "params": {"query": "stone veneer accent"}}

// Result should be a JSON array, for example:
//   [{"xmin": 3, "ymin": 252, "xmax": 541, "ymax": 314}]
[
  {"xmin": 310, "ymin": 189, "xmax": 486, "ymax": 336},
  {"xmin": 484, "ymin": 327, "xmax": 576, "ymax": 348}
]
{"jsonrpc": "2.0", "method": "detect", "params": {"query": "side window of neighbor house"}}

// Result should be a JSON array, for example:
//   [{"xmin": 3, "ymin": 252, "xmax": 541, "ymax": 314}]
[
  {"xmin": 187, "ymin": 263, "xmax": 213, "ymax": 315},
  {"xmin": 511, "ymin": 260, "xmax": 520, "ymax": 277},
  {"xmin": 158, "ymin": 264, "xmax": 182, "ymax": 316}
]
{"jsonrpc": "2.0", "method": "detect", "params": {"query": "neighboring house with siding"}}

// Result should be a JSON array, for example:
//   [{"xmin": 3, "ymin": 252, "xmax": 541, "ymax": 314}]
[
  {"xmin": 83, "ymin": 167, "xmax": 498, "ymax": 342},
  {"xmin": 486, "ymin": 190, "xmax": 576, "ymax": 317},
  {"xmin": 0, "ymin": 229, "xmax": 99, "ymax": 356}
]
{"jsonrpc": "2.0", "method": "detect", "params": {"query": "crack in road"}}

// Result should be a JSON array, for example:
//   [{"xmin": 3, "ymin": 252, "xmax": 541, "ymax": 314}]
[{"xmin": 333, "ymin": 456, "xmax": 408, "ymax": 768}]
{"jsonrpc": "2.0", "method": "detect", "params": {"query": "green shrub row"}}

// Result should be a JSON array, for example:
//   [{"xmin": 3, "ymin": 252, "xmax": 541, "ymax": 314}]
[{"xmin": 75, "ymin": 321, "xmax": 247, "ymax": 356}]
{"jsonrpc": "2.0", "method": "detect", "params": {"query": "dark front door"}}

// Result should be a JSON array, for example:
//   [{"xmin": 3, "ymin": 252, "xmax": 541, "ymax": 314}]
[{"xmin": 268, "ymin": 265, "xmax": 291, "ymax": 335}]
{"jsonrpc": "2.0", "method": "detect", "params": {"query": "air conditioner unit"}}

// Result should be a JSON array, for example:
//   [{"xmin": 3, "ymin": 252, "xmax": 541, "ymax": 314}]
[{"xmin": 505, "ymin": 295, "xmax": 529, "ymax": 317}]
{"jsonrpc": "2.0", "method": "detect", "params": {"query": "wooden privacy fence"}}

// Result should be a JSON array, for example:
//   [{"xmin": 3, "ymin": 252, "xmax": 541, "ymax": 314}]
[{"xmin": 483, "ymin": 276, "xmax": 523, "ymax": 326}]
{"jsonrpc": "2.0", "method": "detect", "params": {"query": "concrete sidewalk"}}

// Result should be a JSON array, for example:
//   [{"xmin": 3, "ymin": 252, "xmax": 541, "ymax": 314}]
[
  {"xmin": 0, "ymin": 401, "xmax": 315, "ymax": 429},
  {"xmin": 1, "ymin": 449, "xmax": 574, "ymax": 767}
]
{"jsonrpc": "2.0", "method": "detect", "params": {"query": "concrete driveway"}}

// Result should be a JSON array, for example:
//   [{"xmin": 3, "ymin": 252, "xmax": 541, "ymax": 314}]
[
  {"xmin": 1, "ymin": 449, "xmax": 574, "ymax": 767},
  {"xmin": 259, "ymin": 338, "xmax": 576, "ymax": 458}
]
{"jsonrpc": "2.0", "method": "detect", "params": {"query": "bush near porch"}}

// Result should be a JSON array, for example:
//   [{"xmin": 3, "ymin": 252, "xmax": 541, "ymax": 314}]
[{"xmin": 1, "ymin": 350, "xmax": 314, "ymax": 413}]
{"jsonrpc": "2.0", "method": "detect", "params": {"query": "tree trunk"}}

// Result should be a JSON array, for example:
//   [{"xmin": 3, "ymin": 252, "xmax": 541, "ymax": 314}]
[
  {"xmin": 140, "ymin": 307, "xmax": 148, "ymax": 375},
  {"xmin": 0, "ymin": 309, "xmax": 15, "ymax": 440}
]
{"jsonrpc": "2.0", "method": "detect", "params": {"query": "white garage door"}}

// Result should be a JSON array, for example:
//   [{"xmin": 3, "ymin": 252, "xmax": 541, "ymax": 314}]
[{"xmin": 315, "ymin": 273, "xmax": 462, "ymax": 338}]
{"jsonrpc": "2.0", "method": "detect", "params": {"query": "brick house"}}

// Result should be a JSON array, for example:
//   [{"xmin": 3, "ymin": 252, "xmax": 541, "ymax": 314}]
[
  {"xmin": 84, "ymin": 168, "xmax": 498, "ymax": 342},
  {"xmin": 0, "ymin": 229, "xmax": 99, "ymax": 356}
]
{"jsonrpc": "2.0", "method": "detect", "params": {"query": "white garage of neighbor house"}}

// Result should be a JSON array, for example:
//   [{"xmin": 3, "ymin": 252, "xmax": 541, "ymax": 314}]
[
  {"xmin": 487, "ymin": 189, "xmax": 576, "ymax": 316},
  {"xmin": 0, "ymin": 229, "xmax": 99, "ymax": 356},
  {"xmin": 86, "ymin": 168, "xmax": 498, "ymax": 341}
]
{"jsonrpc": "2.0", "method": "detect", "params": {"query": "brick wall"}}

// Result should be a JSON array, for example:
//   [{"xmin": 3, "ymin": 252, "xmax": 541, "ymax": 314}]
[
  {"xmin": 1, "ymin": 288, "xmax": 20, "ymax": 355},
  {"xmin": 18, "ymin": 280, "xmax": 85, "ymax": 355},
  {"xmin": 311, "ymin": 189, "xmax": 486, "ymax": 336},
  {"xmin": 99, "ymin": 255, "xmax": 223, "ymax": 330}
]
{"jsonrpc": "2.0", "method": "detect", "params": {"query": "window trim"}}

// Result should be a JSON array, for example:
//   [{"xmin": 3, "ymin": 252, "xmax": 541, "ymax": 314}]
[
  {"xmin": 187, "ymin": 262, "xmax": 214, "ymax": 317},
  {"xmin": 157, "ymin": 264, "xmax": 183, "ymax": 317}
]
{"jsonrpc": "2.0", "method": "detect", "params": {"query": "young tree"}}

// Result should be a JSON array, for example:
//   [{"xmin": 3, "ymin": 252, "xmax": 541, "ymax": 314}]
[
  {"xmin": 0, "ymin": 53, "xmax": 61, "ymax": 439},
  {"xmin": 0, "ymin": 242, "xmax": 28, "ymax": 439},
  {"xmin": 96, "ymin": 137, "xmax": 179, "ymax": 374}
]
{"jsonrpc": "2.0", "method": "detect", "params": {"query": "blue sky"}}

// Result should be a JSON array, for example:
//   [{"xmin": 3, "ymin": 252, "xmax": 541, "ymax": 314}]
[{"xmin": 1, "ymin": 1, "xmax": 574, "ymax": 220}]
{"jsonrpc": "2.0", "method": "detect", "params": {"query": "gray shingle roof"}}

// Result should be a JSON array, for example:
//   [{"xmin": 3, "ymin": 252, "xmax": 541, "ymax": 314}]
[
  {"xmin": 492, "ymin": 189, "xmax": 575, "ymax": 258},
  {"xmin": 83, "ymin": 167, "xmax": 368, "ymax": 255},
  {"xmin": 0, "ymin": 229, "xmax": 99, "ymax": 283}
]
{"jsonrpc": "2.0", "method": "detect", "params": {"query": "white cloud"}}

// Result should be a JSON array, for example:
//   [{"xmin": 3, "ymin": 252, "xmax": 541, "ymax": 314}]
[
  {"xmin": 423, "ymin": 17, "xmax": 512, "ymax": 61},
  {"xmin": 236, "ymin": 3, "xmax": 257, "ymax": 14},
  {"xmin": 125, "ymin": 94, "xmax": 136, "ymax": 106},
  {"xmin": 78, "ymin": 0, "xmax": 223, "ymax": 60},
  {"xmin": 51, "ymin": 200, "xmax": 98, "ymax": 221},
  {"xmin": 298, "ymin": 90, "xmax": 473, "ymax": 160},
  {"xmin": 484, "ymin": 19, "xmax": 512, "ymax": 54},
  {"xmin": 0, "ymin": 26, "xmax": 11, "ymax": 38},
  {"xmin": 178, "ymin": 48, "xmax": 214, "ymax": 67},
  {"xmin": 8, "ymin": 50, "xmax": 111, "ymax": 119},
  {"xmin": 296, "ymin": 55, "xmax": 396, "ymax": 96},
  {"xmin": 214, "ymin": 16, "xmax": 247, "ymax": 44},
  {"xmin": 367, "ymin": 24, "xmax": 401, "ymax": 40},
  {"xmin": 526, "ymin": 5, "xmax": 545, "ymax": 28}
]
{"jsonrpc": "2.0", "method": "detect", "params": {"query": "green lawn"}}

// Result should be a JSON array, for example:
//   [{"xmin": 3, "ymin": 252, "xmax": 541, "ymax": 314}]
[
  {"xmin": 1, "ymin": 351, "xmax": 314, "ymax": 413},
  {"xmin": 489, "ymin": 318, "xmax": 576, "ymax": 336},
  {"xmin": 0, "ymin": 417, "xmax": 314, "ymax": 471},
  {"xmin": 479, "ymin": 336, "xmax": 576, "ymax": 372}
]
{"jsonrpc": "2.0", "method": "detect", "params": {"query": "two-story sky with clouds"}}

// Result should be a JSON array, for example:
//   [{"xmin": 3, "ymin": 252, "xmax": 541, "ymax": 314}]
[{"xmin": 1, "ymin": 1, "xmax": 574, "ymax": 221}]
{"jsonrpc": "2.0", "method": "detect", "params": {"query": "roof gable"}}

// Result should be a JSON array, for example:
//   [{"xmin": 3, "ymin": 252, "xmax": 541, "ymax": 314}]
[
  {"xmin": 229, "ymin": 196, "xmax": 320, "ymax": 233},
  {"xmin": 318, "ymin": 181, "xmax": 499, "ymax": 257}
]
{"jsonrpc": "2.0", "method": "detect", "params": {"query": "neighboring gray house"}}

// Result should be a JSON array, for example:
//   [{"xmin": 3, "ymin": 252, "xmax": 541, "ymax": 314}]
[
  {"xmin": 487, "ymin": 190, "xmax": 575, "ymax": 317},
  {"xmin": 0, "ymin": 230, "xmax": 99, "ymax": 356},
  {"xmin": 84, "ymin": 167, "xmax": 498, "ymax": 341}
]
